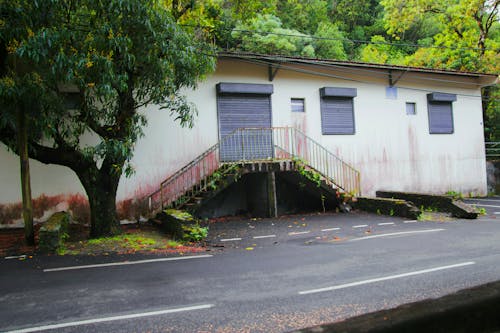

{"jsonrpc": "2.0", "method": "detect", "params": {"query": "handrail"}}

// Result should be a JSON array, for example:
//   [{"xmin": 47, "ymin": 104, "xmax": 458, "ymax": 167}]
[
  {"xmin": 486, "ymin": 142, "xmax": 500, "ymax": 160},
  {"xmin": 289, "ymin": 127, "xmax": 360, "ymax": 194},
  {"xmin": 147, "ymin": 127, "xmax": 361, "ymax": 214}
]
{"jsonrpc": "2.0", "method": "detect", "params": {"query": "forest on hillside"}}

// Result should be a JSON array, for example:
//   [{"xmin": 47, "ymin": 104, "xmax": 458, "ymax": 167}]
[{"xmin": 174, "ymin": 0, "xmax": 500, "ymax": 140}]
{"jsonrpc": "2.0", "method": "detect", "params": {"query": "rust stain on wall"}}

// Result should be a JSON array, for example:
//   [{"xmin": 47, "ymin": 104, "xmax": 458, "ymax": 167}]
[{"xmin": 407, "ymin": 125, "xmax": 420, "ymax": 187}]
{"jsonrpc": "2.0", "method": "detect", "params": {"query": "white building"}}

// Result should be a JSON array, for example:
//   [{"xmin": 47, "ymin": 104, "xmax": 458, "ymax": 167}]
[{"xmin": 1, "ymin": 52, "xmax": 498, "ymax": 222}]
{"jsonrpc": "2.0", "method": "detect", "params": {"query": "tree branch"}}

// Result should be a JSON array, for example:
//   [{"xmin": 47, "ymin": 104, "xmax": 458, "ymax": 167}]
[{"xmin": 1, "ymin": 123, "xmax": 91, "ymax": 171}]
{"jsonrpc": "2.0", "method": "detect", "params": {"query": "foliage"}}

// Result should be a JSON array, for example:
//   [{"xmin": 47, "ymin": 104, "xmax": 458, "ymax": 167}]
[
  {"xmin": 359, "ymin": 35, "xmax": 406, "ymax": 64},
  {"xmin": 473, "ymin": 206, "xmax": 487, "ymax": 215},
  {"xmin": 232, "ymin": 14, "xmax": 315, "ymax": 57},
  {"xmin": 164, "ymin": 209, "xmax": 194, "ymax": 221},
  {"xmin": 313, "ymin": 22, "xmax": 348, "ymax": 60},
  {"xmin": 182, "ymin": 223, "xmax": 208, "ymax": 241},
  {"xmin": 295, "ymin": 158, "xmax": 322, "ymax": 187},
  {"xmin": 56, "ymin": 225, "xmax": 205, "ymax": 255},
  {"xmin": 0, "ymin": 0, "xmax": 215, "ymax": 237},
  {"xmin": 330, "ymin": 0, "xmax": 382, "ymax": 32},
  {"xmin": 206, "ymin": 163, "xmax": 241, "ymax": 191},
  {"xmin": 446, "ymin": 191, "xmax": 464, "ymax": 199},
  {"xmin": 381, "ymin": 0, "xmax": 500, "ymax": 71},
  {"xmin": 277, "ymin": 0, "xmax": 328, "ymax": 34}
]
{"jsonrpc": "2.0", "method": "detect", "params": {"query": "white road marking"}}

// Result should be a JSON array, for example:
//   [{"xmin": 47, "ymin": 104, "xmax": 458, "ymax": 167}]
[
  {"xmin": 43, "ymin": 255, "xmax": 213, "ymax": 272},
  {"xmin": 4, "ymin": 304, "xmax": 215, "ymax": 333},
  {"xmin": 495, "ymin": 212, "xmax": 500, "ymax": 215},
  {"xmin": 349, "ymin": 229, "xmax": 444, "ymax": 242},
  {"xmin": 288, "ymin": 231, "xmax": 311, "ymax": 236},
  {"xmin": 404, "ymin": 220, "xmax": 418, "ymax": 223},
  {"xmin": 298, "ymin": 261, "xmax": 475, "ymax": 295},
  {"xmin": 5, "ymin": 255, "xmax": 27, "ymax": 260},
  {"xmin": 253, "ymin": 235, "xmax": 276, "ymax": 239},
  {"xmin": 321, "ymin": 227, "xmax": 341, "ymax": 232},
  {"xmin": 220, "ymin": 238, "xmax": 242, "ymax": 242},
  {"xmin": 471, "ymin": 204, "xmax": 500, "ymax": 208},
  {"xmin": 352, "ymin": 224, "xmax": 368, "ymax": 228},
  {"xmin": 378, "ymin": 222, "xmax": 395, "ymax": 226},
  {"xmin": 465, "ymin": 198, "xmax": 500, "ymax": 203}
]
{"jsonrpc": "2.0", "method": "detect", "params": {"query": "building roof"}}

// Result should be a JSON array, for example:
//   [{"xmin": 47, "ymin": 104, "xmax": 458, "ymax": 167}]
[{"xmin": 218, "ymin": 51, "xmax": 499, "ymax": 85}]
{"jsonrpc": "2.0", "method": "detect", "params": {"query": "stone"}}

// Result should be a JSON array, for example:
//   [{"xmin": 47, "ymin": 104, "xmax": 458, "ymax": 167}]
[{"xmin": 38, "ymin": 211, "xmax": 71, "ymax": 253}]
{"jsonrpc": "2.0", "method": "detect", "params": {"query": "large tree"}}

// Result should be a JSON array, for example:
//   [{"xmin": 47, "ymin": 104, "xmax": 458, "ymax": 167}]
[
  {"xmin": 381, "ymin": 0, "xmax": 500, "ymax": 71},
  {"xmin": 0, "ymin": 0, "xmax": 214, "ymax": 237},
  {"xmin": 381, "ymin": 0, "xmax": 500, "ymax": 140}
]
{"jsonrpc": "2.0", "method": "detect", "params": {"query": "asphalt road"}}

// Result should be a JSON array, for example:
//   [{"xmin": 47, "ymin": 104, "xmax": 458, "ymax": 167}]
[{"xmin": 1, "ymin": 200, "xmax": 500, "ymax": 333}]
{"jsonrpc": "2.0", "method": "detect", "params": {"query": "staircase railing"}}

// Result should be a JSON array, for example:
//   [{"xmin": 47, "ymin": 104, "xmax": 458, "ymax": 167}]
[
  {"xmin": 147, "ymin": 142, "xmax": 221, "ymax": 213},
  {"xmin": 282, "ymin": 128, "xmax": 361, "ymax": 195},
  {"xmin": 486, "ymin": 142, "xmax": 500, "ymax": 160},
  {"xmin": 147, "ymin": 127, "xmax": 361, "ymax": 214}
]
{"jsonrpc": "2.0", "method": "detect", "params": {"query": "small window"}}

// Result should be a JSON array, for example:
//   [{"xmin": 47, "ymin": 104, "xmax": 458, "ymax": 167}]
[
  {"xmin": 406, "ymin": 102, "xmax": 416, "ymax": 115},
  {"xmin": 291, "ymin": 98, "xmax": 305, "ymax": 112}
]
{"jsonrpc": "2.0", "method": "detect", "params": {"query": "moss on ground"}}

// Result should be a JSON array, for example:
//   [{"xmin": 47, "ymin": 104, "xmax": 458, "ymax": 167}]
[{"xmin": 58, "ymin": 224, "xmax": 205, "ymax": 256}]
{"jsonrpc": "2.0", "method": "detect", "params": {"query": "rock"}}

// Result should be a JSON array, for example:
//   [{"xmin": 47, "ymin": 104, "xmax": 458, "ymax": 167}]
[{"xmin": 39, "ymin": 211, "xmax": 71, "ymax": 253}]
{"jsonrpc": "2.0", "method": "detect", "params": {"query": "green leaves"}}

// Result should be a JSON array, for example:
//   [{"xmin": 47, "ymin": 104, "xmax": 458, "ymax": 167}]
[
  {"xmin": 1, "ymin": 0, "xmax": 215, "ymax": 173},
  {"xmin": 232, "ymin": 14, "xmax": 318, "ymax": 57},
  {"xmin": 1, "ymin": 0, "xmax": 215, "ymax": 236}
]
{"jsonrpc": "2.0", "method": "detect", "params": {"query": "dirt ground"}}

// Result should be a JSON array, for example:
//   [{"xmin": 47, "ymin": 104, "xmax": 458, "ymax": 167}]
[{"xmin": 0, "ymin": 222, "xmax": 206, "ymax": 257}]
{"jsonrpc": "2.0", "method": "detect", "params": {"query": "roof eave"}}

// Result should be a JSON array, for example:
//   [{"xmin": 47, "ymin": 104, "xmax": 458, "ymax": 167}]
[{"xmin": 217, "ymin": 51, "xmax": 499, "ymax": 85}]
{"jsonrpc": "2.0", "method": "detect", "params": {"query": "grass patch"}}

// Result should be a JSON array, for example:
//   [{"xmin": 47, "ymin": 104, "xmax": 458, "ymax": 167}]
[
  {"xmin": 418, "ymin": 212, "xmax": 454, "ymax": 222},
  {"xmin": 60, "ymin": 224, "xmax": 205, "ymax": 256},
  {"xmin": 471, "ymin": 205, "xmax": 487, "ymax": 215}
]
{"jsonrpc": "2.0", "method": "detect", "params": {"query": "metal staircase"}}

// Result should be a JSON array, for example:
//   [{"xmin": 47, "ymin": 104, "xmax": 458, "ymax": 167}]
[{"xmin": 147, "ymin": 127, "xmax": 360, "ymax": 215}]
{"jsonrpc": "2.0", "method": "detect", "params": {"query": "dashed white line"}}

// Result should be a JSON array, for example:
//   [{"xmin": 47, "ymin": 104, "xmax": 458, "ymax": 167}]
[
  {"xmin": 471, "ymin": 204, "xmax": 500, "ymax": 208},
  {"xmin": 495, "ymin": 212, "xmax": 500, "ymax": 215},
  {"xmin": 4, "ymin": 304, "xmax": 215, "ymax": 333},
  {"xmin": 352, "ymin": 224, "xmax": 368, "ymax": 228},
  {"xmin": 378, "ymin": 222, "xmax": 395, "ymax": 226},
  {"xmin": 349, "ymin": 229, "xmax": 445, "ymax": 242},
  {"xmin": 220, "ymin": 238, "xmax": 242, "ymax": 242},
  {"xmin": 5, "ymin": 255, "xmax": 27, "ymax": 260},
  {"xmin": 288, "ymin": 231, "xmax": 311, "ymax": 236},
  {"xmin": 253, "ymin": 235, "xmax": 276, "ymax": 239},
  {"xmin": 321, "ymin": 227, "xmax": 341, "ymax": 232},
  {"xmin": 465, "ymin": 198, "xmax": 500, "ymax": 203},
  {"xmin": 43, "ymin": 255, "xmax": 213, "ymax": 272},
  {"xmin": 404, "ymin": 220, "xmax": 418, "ymax": 223},
  {"xmin": 298, "ymin": 261, "xmax": 475, "ymax": 295}
]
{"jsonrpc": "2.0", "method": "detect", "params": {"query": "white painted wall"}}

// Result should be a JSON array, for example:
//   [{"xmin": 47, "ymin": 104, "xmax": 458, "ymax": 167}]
[{"xmin": 0, "ymin": 58, "xmax": 489, "ymax": 208}]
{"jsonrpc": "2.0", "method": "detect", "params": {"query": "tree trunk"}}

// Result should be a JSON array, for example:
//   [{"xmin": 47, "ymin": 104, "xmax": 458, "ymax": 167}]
[
  {"xmin": 17, "ymin": 108, "xmax": 34, "ymax": 245},
  {"xmin": 80, "ymin": 169, "xmax": 121, "ymax": 238},
  {"xmin": 88, "ymin": 188, "xmax": 119, "ymax": 238}
]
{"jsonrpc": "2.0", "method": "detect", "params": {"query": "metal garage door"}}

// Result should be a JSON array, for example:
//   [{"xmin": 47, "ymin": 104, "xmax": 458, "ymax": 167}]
[{"xmin": 217, "ymin": 93, "xmax": 273, "ymax": 162}]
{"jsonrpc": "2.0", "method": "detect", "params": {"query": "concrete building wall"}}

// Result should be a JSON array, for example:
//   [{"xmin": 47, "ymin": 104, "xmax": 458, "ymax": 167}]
[{"xmin": 0, "ymin": 58, "xmax": 488, "ymax": 217}]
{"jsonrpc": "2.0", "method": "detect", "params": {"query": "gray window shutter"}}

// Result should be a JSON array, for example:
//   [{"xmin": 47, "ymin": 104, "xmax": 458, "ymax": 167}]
[
  {"xmin": 321, "ymin": 97, "xmax": 355, "ymax": 135},
  {"xmin": 428, "ymin": 101, "xmax": 453, "ymax": 134}
]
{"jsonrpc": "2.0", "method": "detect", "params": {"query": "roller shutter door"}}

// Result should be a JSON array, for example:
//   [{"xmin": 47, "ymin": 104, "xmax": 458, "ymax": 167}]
[{"xmin": 218, "ymin": 93, "xmax": 272, "ymax": 161}]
